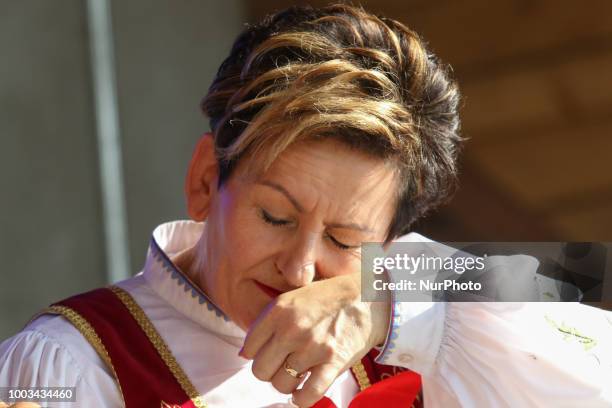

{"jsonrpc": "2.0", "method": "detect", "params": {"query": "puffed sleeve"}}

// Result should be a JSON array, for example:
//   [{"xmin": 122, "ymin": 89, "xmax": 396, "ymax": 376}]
[
  {"xmin": 372, "ymin": 233, "xmax": 612, "ymax": 407},
  {"xmin": 0, "ymin": 324, "xmax": 122, "ymax": 407}
]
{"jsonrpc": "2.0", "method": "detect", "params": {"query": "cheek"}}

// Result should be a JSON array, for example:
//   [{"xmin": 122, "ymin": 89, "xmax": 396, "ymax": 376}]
[
  {"xmin": 221, "ymin": 206, "xmax": 265, "ymax": 261},
  {"xmin": 215, "ymin": 190, "xmax": 253, "ymax": 252},
  {"xmin": 220, "ymin": 192, "xmax": 285, "ymax": 260},
  {"xmin": 215, "ymin": 194, "xmax": 280, "ymax": 288}
]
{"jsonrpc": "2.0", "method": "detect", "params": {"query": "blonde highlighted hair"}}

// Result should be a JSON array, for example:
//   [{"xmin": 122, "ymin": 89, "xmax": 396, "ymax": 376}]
[{"xmin": 201, "ymin": 3, "xmax": 462, "ymax": 240}]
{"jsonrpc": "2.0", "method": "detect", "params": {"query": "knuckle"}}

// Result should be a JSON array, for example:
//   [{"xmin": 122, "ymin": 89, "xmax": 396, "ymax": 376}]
[
  {"xmin": 273, "ymin": 297, "xmax": 293, "ymax": 313},
  {"xmin": 271, "ymin": 378, "xmax": 295, "ymax": 395},
  {"xmin": 292, "ymin": 393, "xmax": 313, "ymax": 408},
  {"xmin": 279, "ymin": 327, "xmax": 302, "ymax": 347},
  {"xmin": 307, "ymin": 337, "xmax": 335, "ymax": 361},
  {"xmin": 271, "ymin": 301, "xmax": 300, "ymax": 325},
  {"xmin": 299, "ymin": 387, "xmax": 326, "ymax": 407},
  {"xmin": 294, "ymin": 317, "xmax": 313, "ymax": 333},
  {"xmin": 318, "ymin": 342, "xmax": 336, "ymax": 361},
  {"xmin": 296, "ymin": 376, "xmax": 335, "ymax": 407},
  {"xmin": 251, "ymin": 361, "xmax": 272, "ymax": 382},
  {"xmin": 271, "ymin": 296, "xmax": 284, "ymax": 308},
  {"xmin": 267, "ymin": 300, "xmax": 283, "ymax": 318},
  {"xmin": 283, "ymin": 321, "xmax": 313, "ymax": 344}
]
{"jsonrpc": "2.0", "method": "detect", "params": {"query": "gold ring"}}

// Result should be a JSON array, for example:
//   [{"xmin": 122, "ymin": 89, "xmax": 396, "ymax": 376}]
[{"xmin": 284, "ymin": 360, "xmax": 306, "ymax": 379}]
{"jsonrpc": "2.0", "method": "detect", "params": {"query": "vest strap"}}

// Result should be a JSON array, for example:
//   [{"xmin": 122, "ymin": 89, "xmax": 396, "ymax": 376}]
[
  {"xmin": 43, "ymin": 285, "xmax": 422, "ymax": 407},
  {"xmin": 46, "ymin": 286, "xmax": 205, "ymax": 408}
]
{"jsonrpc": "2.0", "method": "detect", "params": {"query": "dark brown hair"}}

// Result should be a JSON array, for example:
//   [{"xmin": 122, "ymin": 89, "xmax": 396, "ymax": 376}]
[{"xmin": 201, "ymin": 3, "xmax": 462, "ymax": 241}]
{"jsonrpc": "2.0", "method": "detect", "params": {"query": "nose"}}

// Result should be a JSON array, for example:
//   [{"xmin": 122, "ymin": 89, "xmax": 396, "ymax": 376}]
[{"xmin": 275, "ymin": 232, "xmax": 319, "ymax": 288}]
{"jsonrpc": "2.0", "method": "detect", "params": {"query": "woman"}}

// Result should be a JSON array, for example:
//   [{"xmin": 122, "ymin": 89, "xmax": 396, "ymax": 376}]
[{"xmin": 1, "ymin": 4, "xmax": 611, "ymax": 408}]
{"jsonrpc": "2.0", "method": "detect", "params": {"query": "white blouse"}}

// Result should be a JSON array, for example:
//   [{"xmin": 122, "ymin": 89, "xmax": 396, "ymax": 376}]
[{"xmin": 1, "ymin": 220, "xmax": 611, "ymax": 407}]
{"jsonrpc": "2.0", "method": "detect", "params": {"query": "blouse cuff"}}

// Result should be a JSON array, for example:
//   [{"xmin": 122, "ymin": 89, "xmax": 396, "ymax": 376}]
[{"xmin": 374, "ymin": 287, "xmax": 446, "ymax": 375}]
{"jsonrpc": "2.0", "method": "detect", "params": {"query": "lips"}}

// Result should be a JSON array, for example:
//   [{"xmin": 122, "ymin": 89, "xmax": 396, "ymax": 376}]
[{"xmin": 254, "ymin": 280, "xmax": 283, "ymax": 298}]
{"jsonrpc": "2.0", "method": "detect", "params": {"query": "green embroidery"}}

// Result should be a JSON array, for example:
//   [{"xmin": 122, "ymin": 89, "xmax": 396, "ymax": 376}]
[{"xmin": 544, "ymin": 314, "xmax": 597, "ymax": 351}]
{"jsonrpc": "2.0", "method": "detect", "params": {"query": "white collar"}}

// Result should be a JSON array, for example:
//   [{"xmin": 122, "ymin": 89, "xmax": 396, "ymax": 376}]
[{"xmin": 142, "ymin": 220, "xmax": 246, "ymax": 343}]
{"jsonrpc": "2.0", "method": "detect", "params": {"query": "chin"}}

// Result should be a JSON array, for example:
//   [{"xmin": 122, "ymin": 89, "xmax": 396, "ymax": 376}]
[
  {"xmin": 236, "ymin": 307, "xmax": 264, "ymax": 331},
  {"xmin": 235, "ymin": 314, "xmax": 254, "ymax": 331}
]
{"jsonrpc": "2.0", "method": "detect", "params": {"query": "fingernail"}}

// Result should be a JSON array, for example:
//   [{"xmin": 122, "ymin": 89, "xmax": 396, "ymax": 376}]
[{"xmin": 238, "ymin": 347, "xmax": 246, "ymax": 358}]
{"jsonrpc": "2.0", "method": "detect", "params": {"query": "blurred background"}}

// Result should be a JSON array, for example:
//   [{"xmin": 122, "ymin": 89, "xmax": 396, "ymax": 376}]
[{"xmin": 1, "ymin": 0, "xmax": 610, "ymax": 339}]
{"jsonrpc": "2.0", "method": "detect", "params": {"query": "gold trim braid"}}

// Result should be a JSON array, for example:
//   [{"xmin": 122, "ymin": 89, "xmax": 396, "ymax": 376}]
[
  {"xmin": 109, "ymin": 285, "xmax": 207, "ymax": 408},
  {"xmin": 350, "ymin": 360, "xmax": 372, "ymax": 391},
  {"xmin": 43, "ymin": 305, "xmax": 125, "ymax": 405},
  {"xmin": 44, "ymin": 288, "xmax": 373, "ymax": 408}
]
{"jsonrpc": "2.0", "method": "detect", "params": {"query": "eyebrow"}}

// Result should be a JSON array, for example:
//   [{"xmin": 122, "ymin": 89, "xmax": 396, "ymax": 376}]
[
  {"xmin": 257, "ymin": 180, "xmax": 305, "ymax": 212},
  {"xmin": 256, "ymin": 180, "xmax": 375, "ymax": 233}
]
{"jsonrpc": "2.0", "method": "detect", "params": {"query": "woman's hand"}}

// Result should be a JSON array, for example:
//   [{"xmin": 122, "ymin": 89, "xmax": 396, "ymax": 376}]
[
  {"xmin": 241, "ymin": 273, "xmax": 391, "ymax": 407},
  {"xmin": 0, "ymin": 402, "xmax": 40, "ymax": 408}
]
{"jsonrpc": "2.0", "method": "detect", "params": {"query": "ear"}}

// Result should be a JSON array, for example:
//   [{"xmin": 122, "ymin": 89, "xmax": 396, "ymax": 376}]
[{"xmin": 185, "ymin": 132, "xmax": 219, "ymax": 221}]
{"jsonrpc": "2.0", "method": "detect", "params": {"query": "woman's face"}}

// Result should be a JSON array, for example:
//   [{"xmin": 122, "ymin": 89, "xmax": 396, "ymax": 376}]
[{"xmin": 189, "ymin": 137, "xmax": 398, "ymax": 330}]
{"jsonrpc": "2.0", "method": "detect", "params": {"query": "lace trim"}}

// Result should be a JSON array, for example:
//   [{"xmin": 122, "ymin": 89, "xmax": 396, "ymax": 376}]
[
  {"xmin": 149, "ymin": 236, "xmax": 228, "ymax": 321},
  {"xmin": 109, "ymin": 285, "xmax": 207, "ymax": 408}
]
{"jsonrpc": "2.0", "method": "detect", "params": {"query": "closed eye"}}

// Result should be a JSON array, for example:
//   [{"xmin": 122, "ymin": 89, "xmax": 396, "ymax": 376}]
[
  {"xmin": 260, "ymin": 207, "xmax": 358, "ymax": 251},
  {"xmin": 259, "ymin": 208, "xmax": 290, "ymax": 227},
  {"xmin": 326, "ymin": 232, "xmax": 355, "ymax": 251}
]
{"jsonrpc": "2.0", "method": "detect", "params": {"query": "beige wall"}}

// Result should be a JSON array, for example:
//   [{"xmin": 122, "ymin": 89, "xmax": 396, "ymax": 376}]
[{"xmin": 0, "ymin": 0, "xmax": 245, "ymax": 340}]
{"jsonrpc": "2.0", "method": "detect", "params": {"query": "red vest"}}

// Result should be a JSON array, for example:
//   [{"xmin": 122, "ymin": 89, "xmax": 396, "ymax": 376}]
[{"xmin": 43, "ymin": 286, "xmax": 422, "ymax": 408}]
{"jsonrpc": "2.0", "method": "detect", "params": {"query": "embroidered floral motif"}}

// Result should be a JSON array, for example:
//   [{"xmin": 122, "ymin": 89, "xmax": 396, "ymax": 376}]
[
  {"xmin": 161, "ymin": 401, "xmax": 182, "ymax": 408},
  {"xmin": 380, "ymin": 365, "xmax": 409, "ymax": 380},
  {"xmin": 544, "ymin": 314, "xmax": 597, "ymax": 351}
]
